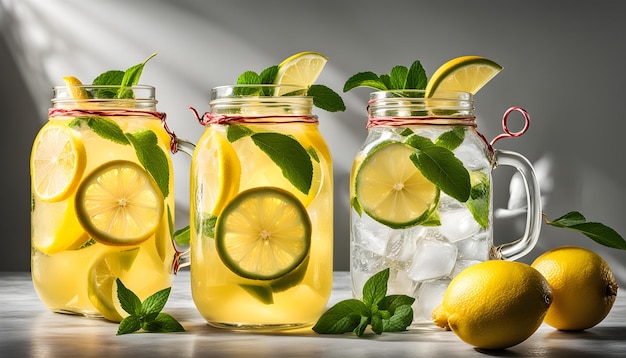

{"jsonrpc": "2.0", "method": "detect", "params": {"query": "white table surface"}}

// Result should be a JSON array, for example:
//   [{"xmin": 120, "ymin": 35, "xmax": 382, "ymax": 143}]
[{"xmin": 1, "ymin": 271, "xmax": 624, "ymax": 357}]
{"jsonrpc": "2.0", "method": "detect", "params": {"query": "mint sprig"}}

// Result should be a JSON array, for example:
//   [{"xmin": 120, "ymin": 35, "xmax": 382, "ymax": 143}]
[
  {"xmin": 544, "ymin": 211, "xmax": 626, "ymax": 249},
  {"xmin": 115, "ymin": 279, "xmax": 184, "ymax": 335},
  {"xmin": 233, "ymin": 62, "xmax": 345, "ymax": 112},
  {"xmin": 92, "ymin": 53, "xmax": 157, "ymax": 99},
  {"xmin": 312, "ymin": 268, "xmax": 414, "ymax": 337},
  {"xmin": 343, "ymin": 60, "xmax": 428, "ymax": 92}
]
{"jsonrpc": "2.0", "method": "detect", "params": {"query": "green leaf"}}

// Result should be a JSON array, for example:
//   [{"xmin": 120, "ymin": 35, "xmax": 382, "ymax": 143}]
[
  {"xmin": 546, "ymin": 212, "xmax": 626, "ymax": 249},
  {"xmin": 343, "ymin": 71, "xmax": 387, "ymax": 92},
  {"xmin": 466, "ymin": 171, "xmax": 490, "ymax": 229},
  {"xmin": 116, "ymin": 279, "xmax": 142, "ymax": 316},
  {"xmin": 370, "ymin": 312, "xmax": 384, "ymax": 335},
  {"xmin": 406, "ymin": 135, "xmax": 471, "ymax": 202},
  {"xmin": 353, "ymin": 315, "xmax": 371, "ymax": 337},
  {"xmin": 399, "ymin": 128, "xmax": 414, "ymax": 137},
  {"xmin": 382, "ymin": 304, "xmax": 413, "ymax": 332},
  {"xmin": 362, "ymin": 268, "xmax": 389, "ymax": 308},
  {"xmin": 405, "ymin": 60, "xmax": 427, "ymax": 90},
  {"xmin": 92, "ymin": 70, "xmax": 125, "ymax": 98},
  {"xmin": 226, "ymin": 124, "xmax": 254, "ymax": 142},
  {"xmin": 312, "ymin": 299, "xmax": 368, "ymax": 334},
  {"xmin": 173, "ymin": 225, "xmax": 190, "ymax": 246},
  {"xmin": 149, "ymin": 313, "xmax": 186, "ymax": 333},
  {"xmin": 69, "ymin": 116, "xmax": 130, "ymax": 145},
  {"xmin": 379, "ymin": 75, "xmax": 392, "ymax": 90},
  {"xmin": 117, "ymin": 315, "xmax": 141, "ymax": 335},
  {"xmin": 260, "ymin": 65, "xmax": 279, "ymax": 84},
  {"xmin": 251, "ymin": 132, "xmax": 313, "ymax": 194},
  {"xmin": 378, "ymin": 294, "xmax": 416, "ymax": 310},
  {"xmin": 308, "ymin": 84, "xmax": 346, "ymax": 112},
  {"xmin": 435, "ymin": 127, "xmax": 466, "ymax": 151},
  {"xmin": 117, "ymin": 53, "xmax": 157, "ymax": 98},
  {"xmin": 125, "ymin": 130, "xmax": 170, "ymax": 198},
  {"xmin": 389, "ymin": 65, "xmax": 408, "ymax": 90},
  {"xmin": 142, "ymin": 287, "xmax": 171, "ymax": 315}
]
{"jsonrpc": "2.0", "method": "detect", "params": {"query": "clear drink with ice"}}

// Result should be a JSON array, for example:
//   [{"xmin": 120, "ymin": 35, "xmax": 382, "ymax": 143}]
[{"xmin": 350, "ymin": 90, "xmax": 542, "ymax": 323}]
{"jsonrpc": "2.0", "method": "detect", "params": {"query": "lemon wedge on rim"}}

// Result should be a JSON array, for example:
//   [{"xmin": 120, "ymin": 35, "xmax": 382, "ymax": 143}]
[
  {"xmin": 63, "ymin": 75, "xmax": 89, "ymax": 99},
  {"xmin": 425, "ymin": 56, "xmax": 503, "ymax": 97},
  {"xmin": 274, "ymin": 51, "xmax": 328, "ymax": 95}
]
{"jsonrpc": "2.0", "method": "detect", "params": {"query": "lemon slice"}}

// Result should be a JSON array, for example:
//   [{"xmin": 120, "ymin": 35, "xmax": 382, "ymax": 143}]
[
  {"xmin": 215, "ymin": 187, "xmax": 311, "ymax": 280},
  {"xmin": 63, "ymin": 76, "xmax": 89, "ymax": 99},
  {"xmin": 355, "ymin": 142, "xmax": 439, "ymax": 229},
  {"xmin": 31, "ymin": 124, "xmax": 86, "ymax": 202},
  {"xmin": 193, "ymin": 131, "xmax": 241, "ymax": 215},
  {"xmin": 88, "ymin": 249, "xmax": 139, "ymax": 322},
  {"xmin": 32, "ymin": 196, "xmax": 90, "ymax": 255},
  {"xmin": 274, "ymin": 51, "xmax": 328, "ymax": 95},
  {"xmin": 76, "ymin": 160, "xmax": 164, "ymax": 246},
  {"xmin": 425, "ymin": 56, "xmax": 503, "ymax": 97}
]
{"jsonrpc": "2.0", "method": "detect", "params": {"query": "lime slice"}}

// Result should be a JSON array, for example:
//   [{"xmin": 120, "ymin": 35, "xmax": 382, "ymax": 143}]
[
  {"xmin": 63, "ymin": 76, "xmax": 89, "ymax": 99},
  {"xmin": 31, "ymin": 124, "xmax": 86, "ymax": 202},
  {"xmin": 274, "ymin": 51, "xmax": 328, "ymax": 95},
  {"xmin": 76, "ymin": 160, "xmax": 164, "ymax": 246},
  {"xmin": 425, "ymin": 56, "xmax": 503, "ymax": 97},
  {"xmin": 215, "ymin": 187, "xmax": 311, "ymax": 280},
  {"xmin": 87, "ymin": 249, "xmax": 139, "ymax": 322},
  {"xmin": 194, "ymin": 131, "xmax": 241, "ymax": 215},
  {"xmin": 355, "ymin": 142, "xmax": 439, "ymax": 229}
]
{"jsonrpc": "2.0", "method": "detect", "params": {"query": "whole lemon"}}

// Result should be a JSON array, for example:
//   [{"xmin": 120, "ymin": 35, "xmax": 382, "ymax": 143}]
[
  {"xmin": 432, "ymin": 260, "xmax": 552, "ymax": 350},
  {"xmin": 531, "ymin": 246, "xmax": 618, "ymax": 331}
]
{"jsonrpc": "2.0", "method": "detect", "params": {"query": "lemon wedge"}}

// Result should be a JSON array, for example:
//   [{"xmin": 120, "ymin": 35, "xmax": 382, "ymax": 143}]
[
  {"xmin": 425, "ymin": 56, "xmax": 503, "ymax": 97},
  {"xmin": 75, "ymin": 160, "xmax": 164, "ymax": 246},
  {"xmin": 31, "ymin": 124, "xmax": 86, "ymax": 202},
  {"xmin": 215, "ymin": 187, "xmax": 311, "ymax": 281},
  {"xmin": 355, "ymin": 142, "xmax": 439, "ymax": 229},
  {"xmin": 274, "ymin": 51, "xmax": 328, "ymax": 95},
  {"xmin": 63, "ymin": 75, "xmax": 89, "ymax": 99}
]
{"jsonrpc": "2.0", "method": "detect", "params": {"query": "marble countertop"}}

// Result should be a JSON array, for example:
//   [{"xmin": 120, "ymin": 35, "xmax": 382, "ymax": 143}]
[{"xmin": 1, "ymin": 271, "xmax": 624, "ymax": 357}]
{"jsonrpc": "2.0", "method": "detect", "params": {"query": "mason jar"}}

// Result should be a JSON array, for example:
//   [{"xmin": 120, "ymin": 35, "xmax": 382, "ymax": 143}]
[
  {"xmin": 189, "ymin": 85, "xmax": 333, "ymax": 330},
  {"xmin": 350, "ymin": 90, "xmax": 542, "ymax": 323},
  {"xmin": 30, "ymin": 84, "xmax": 177, "ymax": 322}
]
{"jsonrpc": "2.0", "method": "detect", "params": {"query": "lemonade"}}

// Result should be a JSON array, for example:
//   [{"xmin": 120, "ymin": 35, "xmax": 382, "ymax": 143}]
[
  {"xmin": 189, "ymin": 85, "xmax": 334, "ymax": 329},
  {"xmin": 30, "ymin": 84, "xmax": 176, "ymax": 321}
]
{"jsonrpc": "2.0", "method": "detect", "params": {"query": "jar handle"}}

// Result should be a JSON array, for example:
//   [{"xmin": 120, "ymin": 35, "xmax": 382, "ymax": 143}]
[
  {"xmin": 492, "ymin": 149, "xmax": 542, "ymax": 261},
  {"xmin": 170, "ymin": 138, "xmax": 196, "ymax": 272}
]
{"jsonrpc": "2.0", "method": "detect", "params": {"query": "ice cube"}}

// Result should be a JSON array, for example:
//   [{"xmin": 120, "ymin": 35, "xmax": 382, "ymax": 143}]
[
  {"xmin": 455, "ymin": 233, "xmax": 490, "ymax": 261},
  {"xmin": 453, "ymin": 139, "xmax": 490, "ymax": 170},
  {"xmin": 413, "ymin": 279, "xmax": 450, "ymax": 322},
  {"xmin": 387, "ymin": 267, "xmax": 418, "ymax": 296},
  {"xmin": 407, "ymin": 239, "xmax": 458, "ymax": 282},
  {"xmin": 439, "ymin": 206, "xmax": 481, "ymax": 242},
  {"xmin": 352, "ymin": 212, "xmax": 392, "ymax": 255},
  {"xmin": 385, "ymin": 226, "xmax": 426, "ymax": 263}
]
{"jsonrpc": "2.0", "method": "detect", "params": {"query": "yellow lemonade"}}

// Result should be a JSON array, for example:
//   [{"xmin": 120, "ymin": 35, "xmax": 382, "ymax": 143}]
[
  {"xmin": 31, "ymin": 86, "xmax": 176, "ymax": 322},
  {"xmin": 190, "ymin": 87, "xmax": 333, "ymax": 329}
]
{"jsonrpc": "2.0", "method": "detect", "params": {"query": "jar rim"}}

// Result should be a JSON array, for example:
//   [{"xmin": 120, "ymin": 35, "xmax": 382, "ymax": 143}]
[
  {"xmin": 52, "ymin": 84, "xmax": 157, "ymax": 103},
  {"xmin": 369, "ymin": 89, "xmax": 473, "ymax": 101},
  {"xmin": 211, "ymin": 84, "xmax": 311, "ymax": 101}
]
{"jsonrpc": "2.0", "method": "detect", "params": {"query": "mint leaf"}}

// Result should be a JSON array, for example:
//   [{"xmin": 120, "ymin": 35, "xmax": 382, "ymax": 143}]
[
  {"xmin": 237, "ymin": 70, "xmax": 261, "ymax": 85},
  {"xmin": 435, "ymin": 127, "xmax": 465, "ymax": 151},
  {"xmin": 405, "ymin": 60, "xmax": 427, "ymax": 90},
  {"xmin": 142, "ymin": 287, "xmax": 170, "ymax": 315},
  {"xmin": 227, "ymin": 124, "xmax": 254, "ymax": 142},
  {"xmin": 370, "ymin": 312, "xmax": 384, "ymax": 335},
  {"xmin": 251, "ymin": 132, "xmax": 313, "ymax": 194},
  {"xmin": 117, "ymin": 53, "xmax": 157, "ymax": 98},
  {"xmin": 173, "ymin": 225, "xmax": 190, "ymax": 246},
  {"xmin": 406, "ymin": 134, "xmax": 471, "ymax": 202},
  {"xmin": 389, "ymin": 65, "xmax": 408, "ymax": 90},
  {"xmin": 382, "ymin": 304, "xmax": 413, "ymax": 332},
  {"xmin": 125, "ymin": 130, "xmax": 170, "ymax": 198},
  {"xmin": 309, "ymin": 84, "xmax": 346, "ymax": 112},
  {"xmin": 343, "ymin": 71, "xmax": 387, "ymax": 92},
  {"xmin": 545, "ymin": 212, "xmax": 626, "ymax": 249},
  {"xmin": 69, "ymin": 116, "xmax": 129, "ymax": 145},
  {"xmin": 92, "ymin": 70, "xmax": 125, "ymax": 98},
  {"xmin": 362, "ymin": 268, "xmax": 389, "ymax": 308},
  {"xmin": 115, "ymin": 280, "xmax": 184, "ymax": 335},
  {"xmin": 312, "ymin": 299, "xmax": 368, "ymax": 334},
  {"xmin": 116, "ymin": 278, "xmax": 142, "ymax": 316},
  {"xmin": 117, "ymin": 315, "xmax": 141, "ymax": 335},
  {"xmin": 466, "ymin": 171, "xmax": 490, "ymax": 229}
]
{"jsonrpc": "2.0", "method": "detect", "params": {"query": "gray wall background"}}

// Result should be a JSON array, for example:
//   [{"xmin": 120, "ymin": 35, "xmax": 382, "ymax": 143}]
[{"xmin": 1, "ymin": 0, "xmax": 625, "ymax": 284}]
